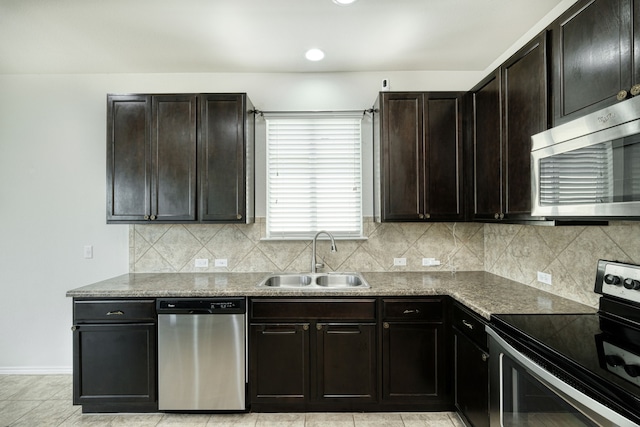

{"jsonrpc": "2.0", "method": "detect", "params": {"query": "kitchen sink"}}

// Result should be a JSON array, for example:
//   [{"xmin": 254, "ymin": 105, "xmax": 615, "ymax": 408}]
[{"xmin": 257, "ymin": 273, "xmax": 370, "ymax": 289}]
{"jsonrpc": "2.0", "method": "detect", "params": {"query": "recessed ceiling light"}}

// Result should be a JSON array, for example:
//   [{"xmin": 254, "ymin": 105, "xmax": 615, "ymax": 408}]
[
  {"xmin": 305, "ymin": 48, "xmax": 325, "ymax": 61},
  {"xmin": 333, "ymin": 0, "xmax": 357, "ymax": 5}
]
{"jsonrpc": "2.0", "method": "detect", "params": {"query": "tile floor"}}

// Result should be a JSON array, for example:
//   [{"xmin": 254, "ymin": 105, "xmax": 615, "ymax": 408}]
[{"xmin": 0, "ymin": 375, "xmax": 466, "ymax": 427}]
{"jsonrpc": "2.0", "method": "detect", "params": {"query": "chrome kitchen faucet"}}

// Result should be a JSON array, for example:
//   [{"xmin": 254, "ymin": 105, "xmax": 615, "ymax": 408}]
[{"xmin": 311, "ymin": 230, "xmax": 337, "ymax": 273}]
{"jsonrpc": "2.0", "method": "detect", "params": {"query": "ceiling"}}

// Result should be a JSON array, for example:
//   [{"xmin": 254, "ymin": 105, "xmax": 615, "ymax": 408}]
[{"xmin": 0, "ymin": 0, "xmax": 567, "ymax": 75}]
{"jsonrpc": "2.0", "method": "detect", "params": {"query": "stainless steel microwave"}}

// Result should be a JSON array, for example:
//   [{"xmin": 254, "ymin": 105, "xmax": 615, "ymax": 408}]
[{"xmin": 531, "ymin": 96, "xmax": 640, "ymax": 219}]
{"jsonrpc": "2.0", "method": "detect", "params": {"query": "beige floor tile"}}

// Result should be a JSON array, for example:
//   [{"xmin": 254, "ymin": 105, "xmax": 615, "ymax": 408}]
[
  {"xmin": 255, "ymin": 412, "xmax": 305, "ymax": 427},
  {"xmin": 10, "ymin": 399, "xmax": 80, "ymax": 427},
  {"xmin": 58, "ymin": 411, "xmax": 118, "ymax": 426},
  {"xmin": 206, "ymin": 412, "xmax": 258, "ymax": 426},
  {"xmin": 401, "ymin": 411, "xmax": 458, "ymax": 427},
  {"xmin": 157, "ymin": 413, "xmax": 212, "ymax": 426},
  {"xmin": 111, "ymin": 412, "xmax": 164, "ymax": 426},
  {"xmin": 0, "ymin": 399, "xmax": 43, "ymax": 426},
  {"xmin": 304, "ymin": 412, "xmax": 355, "ymax": 427},
  {"xmin": 8, "ymin": 375, "xmax": 71, "ymax": 401},
  {"xmin": 353, "ymin": 412, "xmax": 404, "ymax": 427}
]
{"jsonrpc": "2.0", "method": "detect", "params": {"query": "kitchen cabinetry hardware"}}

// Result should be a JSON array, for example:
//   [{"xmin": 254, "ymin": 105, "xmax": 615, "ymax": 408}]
[
  {"xmin": 383, "ymin": 322, "xmax": 389, "ymax": 329},
  {"xmin": 71, "ymin": 326, "xmax": 77, "ymax": 331},
  {"xmin": 106, "ymin": 310, "xmax": 124, "ymax": 316},
  {"xmin": 403, "ymin": 309, "xmax": 420, "ymax": 314},
  {"xmin": 618, "ymin": 90, "xmax": 629, "ymax": 101},
  {"xmin": 632, "ymin": 84, "xmax": 640, "ymax": 96},
  {"xmin": 481, "ymin": 353, "xmax": 489, "ymax": 362},
  {"xmin": 462, "ymin": 319, "xmax": 474, "ymax": 330},
  {"xmin": 316, "ymin": 324, "xmax": 323, "ymax": 330},
  {"xmin": 303, "ymin": 324, "xmax": 309, "ymax": 331}
]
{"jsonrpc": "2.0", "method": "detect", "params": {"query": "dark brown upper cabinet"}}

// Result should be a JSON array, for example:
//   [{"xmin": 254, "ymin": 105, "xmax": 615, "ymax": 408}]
[
  {"xmin": 374, "ymin": 92, "xmax": 463, "ymax": 222},
  {"xmin": 551, "ymin": 0, "xmax": 640, "ymax": 125},
  {"xmin": 199, "ymin": 94, "xmax": 254, "ymax": 222},
  {"xmin": 471, "ymin": 33, "xmax": 548, "ymax": 222},
  {"xmin": 107, "ymin": 93, "xmax": 254, "ymax": 224}
]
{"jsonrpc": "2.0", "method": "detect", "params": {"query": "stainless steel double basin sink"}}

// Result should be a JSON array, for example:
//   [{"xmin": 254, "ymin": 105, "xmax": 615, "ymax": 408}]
[{"xmin": 257, "ymin": 272, "xmax": 370, "ymax": 290}]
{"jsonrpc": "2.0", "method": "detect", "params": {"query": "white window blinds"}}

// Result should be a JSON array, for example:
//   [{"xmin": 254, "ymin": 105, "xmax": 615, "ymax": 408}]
[{"xmin": 266, "ymin": 114, "xmax": 363, "ymax": 239}]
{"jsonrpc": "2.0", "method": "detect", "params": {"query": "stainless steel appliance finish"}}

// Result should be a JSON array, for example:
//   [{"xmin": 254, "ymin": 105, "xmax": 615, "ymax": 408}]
[
  {"xmin": 531, "ymin": 95, "xmax": 640, "ymax": 219},
  {"xmin": 157, "ymin": 298, "xmax": 246, "ymax": 411},
  {"xmin": 488, "ymin": 259, "xmax": 640, "ymax": 426}
]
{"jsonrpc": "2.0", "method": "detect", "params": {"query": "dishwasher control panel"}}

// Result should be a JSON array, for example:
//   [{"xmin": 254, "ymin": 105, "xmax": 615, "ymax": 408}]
[{"xmin": 156, "ymin": 297, "xmax": 246, "ymax": 314}]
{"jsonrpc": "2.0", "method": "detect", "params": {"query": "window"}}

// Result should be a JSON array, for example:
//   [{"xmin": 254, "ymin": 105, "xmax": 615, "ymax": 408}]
[{"xmin": 265, "ymin": 113, "xmax": 363, "ymax": 239}]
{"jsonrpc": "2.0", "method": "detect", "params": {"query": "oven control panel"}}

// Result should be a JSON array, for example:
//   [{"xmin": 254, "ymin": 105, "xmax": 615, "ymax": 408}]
[{"xmin": 595, "ymin": 259, "xmax": 640, "ymax": 304}]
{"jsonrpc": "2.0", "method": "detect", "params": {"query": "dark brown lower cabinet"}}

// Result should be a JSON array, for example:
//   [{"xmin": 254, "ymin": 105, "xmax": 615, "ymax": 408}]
[
  {"xmin": 249, "ymin": 323, "xmax": 309, "ymax": 409},
  {"xmin": 315, "ymin": 323, "xmax": 377, "ymax": 403},
  {"xmin": 381, "ymin": 298, "xmax": 453, "ymax": 411},
  {"xmin": 249, "ymin": 298, "xmax": 377, "ymax": 412},
  {"xmin": 453, "ymin": 303, "xmax": 490, "ymax": 427},
  {"xmin": 72, "ymin": 299, "xmax": 157, "ymax": 413}
]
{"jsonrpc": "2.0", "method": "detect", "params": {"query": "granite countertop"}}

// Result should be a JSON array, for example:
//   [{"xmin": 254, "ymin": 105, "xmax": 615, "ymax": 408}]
[{"xmin": 66, "ymin": 271, "xmax": 596, "ymax": 320}]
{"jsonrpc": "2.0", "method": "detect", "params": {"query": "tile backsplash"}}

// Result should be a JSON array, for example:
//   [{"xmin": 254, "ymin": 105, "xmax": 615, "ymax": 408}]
[
  {"xmin": 130, "ymin": 219, "xmax": 640, "ymax": 308},
  {"xmin": 131, "ymin": 218, "xmax": 484, "ymax": 275}
]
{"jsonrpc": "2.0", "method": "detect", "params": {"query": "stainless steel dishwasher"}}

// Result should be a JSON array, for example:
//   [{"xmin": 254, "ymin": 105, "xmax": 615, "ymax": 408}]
[{"xmin": 156, "ymin": 298, "xmax": 246, "ymax": 411}]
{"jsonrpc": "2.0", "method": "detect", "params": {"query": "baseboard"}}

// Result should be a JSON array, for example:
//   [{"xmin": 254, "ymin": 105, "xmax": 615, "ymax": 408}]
[{"xmin": 0, "ymin": 366, "xmax": 72, "ymax": 375}]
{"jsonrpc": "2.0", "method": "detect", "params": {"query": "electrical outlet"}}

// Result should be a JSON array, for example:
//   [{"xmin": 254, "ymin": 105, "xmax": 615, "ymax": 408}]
[
  {"xmin": 83, "ymin": 245, "xmax": 93, "ymax": 259},
  {"xmin": 537, "ymin": 271, "xmax": 552, "ymax": 285},
  {"xmin": 194, "ymin": 258, "xmax": 208, "ymax": 268},
  {"xmin": 422, "ymin": 258, "xmax": 441, "ymax": 266},
  {"xmin": 215, "ymin": 258, "xmax": 228, "ymax": 267},
  {"xmin": 393, "ymin": 258, "xmax": 407, "ymax": 266}
]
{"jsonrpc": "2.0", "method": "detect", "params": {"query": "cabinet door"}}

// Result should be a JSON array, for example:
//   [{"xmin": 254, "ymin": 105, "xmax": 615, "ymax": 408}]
[
  {"xmin": 380, "ymin": 92, "xmax": 425, "ymax": 221},
  {"xmin": 502, "ymin": 34, "xmax": 548, "ymax": 218},
  {"xmin": 382, "ymin": 322, "xmax": 450, "ymax": 407},
  {"xmin": 250, "ymin": 323, "xmax": 309, "ymax": 406},
  {"xmin": 473, "ymin": 71, "xmax": 503, "ymax": 220},
  {"xmin": 455, "ymin": 331, "xmax": 490, "ymax": 427},
  {"xmin": 425, "ymin": 94, "xmax": 463, "ymax": 220},
  {"xmin": 107, "ymin": 95, "xmax": 151, "ymax": 222},
  {"xmin": 73, "ymin": 323, "xmax": 156, "ymax": 407},
  {"xmin": 199, "ymin": 94, "xmax": 248, "ymax": 222},
  {"xmin": 315, "ymin": 323, "xmax": 377, "ymax": 403},
  {"xmin": 151, "ymin": 95, "xmax": 197, "ymax": 221},
  {"xmin": 552, "ymin": 0, "xmax": 633, "ymax": 124}
]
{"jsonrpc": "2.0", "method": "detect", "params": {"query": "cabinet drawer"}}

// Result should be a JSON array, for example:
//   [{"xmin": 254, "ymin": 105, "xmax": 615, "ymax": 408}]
[
  {"xmin": 74, "ymin": 299, "xmax": 156, "ymax": 323},
  {"xmin": 452, "ymin": 303, "xmax": 487, "ymax": 350},
  {"xmin": 250, "ymin": 299, "xmax": 376, "ymax": 321},
  {"xmin": 382, "ymin": 298, "xmax": 443, "ymax": 322}
]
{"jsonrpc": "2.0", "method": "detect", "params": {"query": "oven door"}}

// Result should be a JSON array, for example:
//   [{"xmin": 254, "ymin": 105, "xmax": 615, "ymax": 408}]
[{"xmin": 487, "ymin": 327, "xmax": 635, "ymax": 427}]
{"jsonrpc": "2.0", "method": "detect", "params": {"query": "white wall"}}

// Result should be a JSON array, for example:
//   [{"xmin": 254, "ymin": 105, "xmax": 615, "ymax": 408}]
[{"xmin": 0, "ymin": 70, "xmax": 480, "ymax": 372}]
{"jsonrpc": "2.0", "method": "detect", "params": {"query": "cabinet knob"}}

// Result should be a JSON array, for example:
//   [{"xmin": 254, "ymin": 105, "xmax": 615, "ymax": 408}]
[
  {"xmin": 482, "ymin": 353, "xmax": 489, "ymax": 362},
  {"xmin": 150, "ymin": 215, "xmax": 157, "ymax": 220},
  {"xmin": 418, "ymin": 214, "xmax": 425, "ymax": 219},
  {"xmin": 383, "ymin": 322, "xmax": 390, "ymax": 329},
  {"xmin": 499, "ymin": 213, "xmax": 504, "ymax": 220},
  {"xmin": 617, "ymin": 90, "xmax": 629, "ymax": 101},
  {"xmin": 71, "ymin": 325, "xmax": 77, "ymax": 331},
  {"xmin": 631, "ymin": 84, "xmax": 640, "ymax": 97},
  {"xmin": 494, "ymin": 213, "xmax": 500, "ymax": 220},
  {"xmin": 237, "ymin": 214, "xmax": 243, "ymax": 220},
  {"xmin": 425, "ymin": 213, "xmax": 431, "ymax": 219},
  {"xmin": 316, "ymin": 324, "xmax": 323, "ymax": 330},
  {"xmin": 303, "ymin": 324, "xmax": 309, "ymax": 331},
  {"xmin": 144, "ymin": 215, "xmax": 150, "ymax": 220}
]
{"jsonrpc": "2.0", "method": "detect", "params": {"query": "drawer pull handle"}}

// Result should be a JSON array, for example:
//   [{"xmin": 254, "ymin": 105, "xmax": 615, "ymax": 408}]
[
  {"xmin": 462, "ymin": 319, "xmax": 474, "ymax": 330},
  {"xmin": 106, "ymin": 310, "xmax": 124, "ymax": 316},
  {"xmin": 403, "ymin": 309, "xmax": 420, "ymax": 315}
]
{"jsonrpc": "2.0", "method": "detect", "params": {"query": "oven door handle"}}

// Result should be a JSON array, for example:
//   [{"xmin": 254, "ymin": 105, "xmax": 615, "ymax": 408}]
[{"xmin": 486, "ymin": 326, "xmax": 637, "ymax": 427}]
